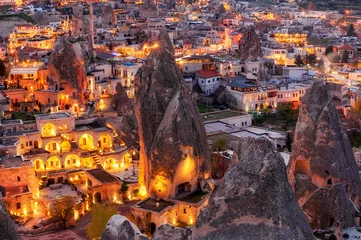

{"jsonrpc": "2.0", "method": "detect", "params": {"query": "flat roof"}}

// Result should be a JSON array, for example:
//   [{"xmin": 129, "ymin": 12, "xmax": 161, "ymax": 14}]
[
  {"xmin": 87, "ymin": 168, "xmax": 119, "ymax": 184},
  {"xmin": 36, "ymin": 112, "xmax": 70, "ymax": 120},
  {"xmin": 137, "ymin": 198, "xmax": 175, "ymax": 212},
  {"xmin": 0, "ymin": 156, "xmax": 30, "ymax": 168},
  {"xmin": 175, "ymin": 190, "xmax": 208, "ymax": 204},
  {"xmin": 202, "ymin": 110, "xmax": 246, "ymax": 122}
]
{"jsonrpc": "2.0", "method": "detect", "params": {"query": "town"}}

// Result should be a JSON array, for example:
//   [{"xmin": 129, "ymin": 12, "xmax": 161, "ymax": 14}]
[{"xmin": 0, "ymin": 0, "xmax": 360, "ymax": 239}]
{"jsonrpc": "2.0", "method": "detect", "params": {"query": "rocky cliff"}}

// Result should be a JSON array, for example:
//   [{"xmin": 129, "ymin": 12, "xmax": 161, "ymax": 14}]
[
  {"xmin": 0, "ymin": 199, "xmax": 19, "ymax": 240},
  {"xmin": 192, "ymin": 137, "xmax": 314, "ymax": 240},
  {"xmin": 287, "ymin": 81, "xmax": 361, "ymax": 231},
  {"xmin": 101, "ymin": 4, "xmax": 116, "ymax": 26},
  {"xmin": 107, "ymin": 83, "xmax": 138, "ymax": 147},
  {"xmin": 101, "ymin": 215, "xmax": 148, "ymax": 240},
  {"xmin": 47, "ymin": 36, "xmax": 89, "ymax": 104},
  {"xmin": 238, "ymin": 27, "xmax": 262, "ymax": 61},
  {"xmin": 134, "ymin": 30, "xmax": 211, "ymax": 199}
]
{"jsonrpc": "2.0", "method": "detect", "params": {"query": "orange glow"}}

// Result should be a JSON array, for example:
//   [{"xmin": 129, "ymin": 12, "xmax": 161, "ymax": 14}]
[{"xmin": 139, "ymin": 185, "xmax": 147, "ymax": 198}]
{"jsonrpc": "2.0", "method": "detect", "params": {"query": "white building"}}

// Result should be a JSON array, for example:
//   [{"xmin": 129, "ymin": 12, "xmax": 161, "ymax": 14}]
[
  {"xmin": 195, "ymin": 69, "xmax": 222, "ymax": 94},
  {"xmin": 283, "ymin": 67, "xmax": 308, "ymax": 81}
]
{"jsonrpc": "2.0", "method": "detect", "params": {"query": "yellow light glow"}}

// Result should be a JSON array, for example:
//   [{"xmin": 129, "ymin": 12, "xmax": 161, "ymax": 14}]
[
  {"xmin": 139, "ymin": 185, "xmax": 147, "ymax": 198},
  {"xmin": 189, "ymin": 216, "xmax": 194, "ymax": 225},
  {"xmin": 74, "ymin": 209, "xmax": 79, "ymax": 220}
]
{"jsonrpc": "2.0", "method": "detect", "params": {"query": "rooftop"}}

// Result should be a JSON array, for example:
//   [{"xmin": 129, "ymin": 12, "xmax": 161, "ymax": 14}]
[
  {"xmin": 137, "ymin": 198, "xmax": 175, "ymax": 212},
  {"xmin": 0, "ymin": 156, "xmax": 31, "ymax": 168},
  {"xmin": 86, "ymin": 168, "xmax": 119, "ymax": 184},
  {"xmin": 196, "ymin": 69, "xmax": 221, "ymax": 78},
  {"xmin": 175, "ymin": 190, "xmax": 208, "ymax": 204},
  {"xmin": 202, "ymin": 110, "xmax": 246, "ymax": 122},
  {"xmin": 36, "ymin": 112, "xmax": 71, "ymax": 120}
]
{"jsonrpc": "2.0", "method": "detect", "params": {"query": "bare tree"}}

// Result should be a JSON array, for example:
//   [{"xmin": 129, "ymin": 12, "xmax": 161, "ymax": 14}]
[{"xmin": 50, "ymin": 196, "xmax": 77, "ymax": 229}]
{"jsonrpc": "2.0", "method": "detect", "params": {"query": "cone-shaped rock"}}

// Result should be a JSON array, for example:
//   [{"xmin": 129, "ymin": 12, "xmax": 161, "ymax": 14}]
[
  {"xmin": 134, "ymin": 29, "xmax": 211, "ymax": 199},
  {"xmin": 47, "ymin": 36, "xmax": 88, "ymax": 104},
  {"xmin": 287, "ymin": 81, "xmax": 361, "ymax": 230},
  {"xmin": 193, "ymin": 137, "xmax": 314, "ymax": 240},
  {"xmin": 107, "ymin": 82, "xmax": 138, "ymax": 147}
]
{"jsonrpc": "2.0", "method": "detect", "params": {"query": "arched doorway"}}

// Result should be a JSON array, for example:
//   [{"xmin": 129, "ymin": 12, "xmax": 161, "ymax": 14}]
[
  {"xmin": 94, "ymin": 192, "xmax": 101, "ymax": 203},
  {"xmin": 61, "ymin": 141, "xmax": 71, "ymax": 152},
  {"xmin": 34, "ymin": 159, "xmax": 45, "ymax": 171},
  {"xmin": 150, "ymin": 222, "xmax": 156, "ymax": 235},
  {"xmin": 79, "ymin": 134, "xmax": 93, "ymax": 150}
]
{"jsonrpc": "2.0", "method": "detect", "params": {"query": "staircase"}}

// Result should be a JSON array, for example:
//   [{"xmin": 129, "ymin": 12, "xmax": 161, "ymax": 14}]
[{"xmin": 90, "ymin": 150, "xmax": 101, "ymax": 167}]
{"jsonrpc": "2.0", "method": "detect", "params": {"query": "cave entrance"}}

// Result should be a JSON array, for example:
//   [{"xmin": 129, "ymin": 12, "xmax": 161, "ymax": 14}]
[
  {"xmin": 295, "ymin": 160, "xmax": 310, "ymax": 176},
  {"xmin": 150, "ymin": 222, "xmax": 156, "ymax": 235},
  {"xmin": 177, "ymin": 182, "xmax": 191, "ymax": 196}
]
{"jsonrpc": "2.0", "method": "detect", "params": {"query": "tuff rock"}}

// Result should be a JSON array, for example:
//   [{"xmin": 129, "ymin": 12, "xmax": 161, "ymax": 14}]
[
  {"xmin": 101, "ymin": 4, "xmax": 116, "ymax": 26},
  {"xmin": 101, "ymin": 214, "xmax": 149, "ymax": 240},
  {"xmin": 134, "ymin": 29, "xmax": 211, "ymax": 199},
  {"xmin": 238, "ymin": 27, "xmax": 263, "ymax": 61},
  {"xmin": 287, "ymin": 81, "xmax": 361, "ymax": 231},
  {"xmin": 153, "ymin": 224, "xmax": 192, "ymax": 240},
  {"xmin": 47, "ymin": 36, "xmax": 89, "ymax": 104},
  {"xmin": 192, "ymin": 137, "xmax": 315, "ymax": 240},
  {"xmin": 0, "ymin": 199, "xmax": 19, "ymax": 240},
  {"xmin": 107, "ymin": 82, "xmax": 138, "ymax": 147}
]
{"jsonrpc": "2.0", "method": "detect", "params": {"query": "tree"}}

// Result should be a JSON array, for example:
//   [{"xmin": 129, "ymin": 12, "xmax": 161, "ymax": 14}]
[
  {"xmin": 0, "ymin": 60, "xmax": 6, "ymax": 77},
  {"xmin": 325, "ymin": 45, "xmax": 334, "ymax": 56},
  {"xmin": 212, "ymin": 137, "xmax": 229, "ymax": 151},
  {"xmin": 341, "ymin": 50, "xmax": 349, "ymax": 63},
  {"xmin": 50, "ymin": 196, "xmax": 77, "ymax": 229},
  {"xmin": 305, "ymin": 54, "xmax": 317, "ymax": 66},
  {"xmin": 87, "ymin": 204, "xmax": 118, "ymax": 239},
  {"xmin": 294, "ymin": 55, "xmax": 304, "ymax": 67},
  {"xmin": 347, "ymin": 23, "xmax": 357, "ymax": 37}
]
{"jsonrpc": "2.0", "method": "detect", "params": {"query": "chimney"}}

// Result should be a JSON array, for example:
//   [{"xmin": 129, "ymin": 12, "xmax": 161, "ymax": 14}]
[
  {"xmin": 6, "ymin": 192, "xmax": 9, "ymax": 197},
  {"xmin": 1, "ymin": 165, "xmax": 4, "ymax": 169},
  {"xmin": 22, "ymin": 163, "xmax": 25, "ymax": 167},
  {"xmin": 19, "ymin": 187, "xmax": 23, "ymax": 193}
]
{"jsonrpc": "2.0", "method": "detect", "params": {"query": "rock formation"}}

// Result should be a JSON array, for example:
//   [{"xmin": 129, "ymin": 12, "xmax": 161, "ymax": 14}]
[
  {"xmin": 153, "ymin": 224, "xmax": 192, "ymax": 240},
  {"xmin": 287, "ymin": 81, "xmax": 361, "ymax": 231},
  {"xmin": 47, "ymin": 36, "xmax": 89, "ymax": 104},
  {"xmin": 107, "ymin": 83, "xmax": 138, "ymax": 147},
  {"xmin": 0, "ymin": 199, "xmax": 19, "ymax": 240},
  {"xmin": 238, "ymin": 27, "xmax": 263, "ymax": 61},
  {"xmin": 101, "ymin": 4, "xmax": 116, "ymax": 26},
  {"xmin": 140, "ymin": 0, "xmax": 158, "ymax": 17},
  {"xmin": 101, "ymin": 214, "xmax": 149, "ymax": 240},
  {"xmin": 134, "ymin": 30, "xmax": 211, "ymax": 199},
  {"xmin": 192, "ymin": 137, "xmax": 314, "ymax": 240}
]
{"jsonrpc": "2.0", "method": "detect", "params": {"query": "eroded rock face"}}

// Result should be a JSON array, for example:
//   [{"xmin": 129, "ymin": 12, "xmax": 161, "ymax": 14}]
[
  {"xmin": 153, "ymin": 224, "xmax": 192, "ymax": 240},
  {"xmin": 0, "ymin": 200, "xmax": 19, "ymax": 240},
  {"xmin": 134, "ymin": 30, "xmax": 211, "ymax": 199},
  {"xmin": 47, "ymin": 36, "xmax": 89, "ymax": 104},
  {"xmin": 288, "ymin": 81, "xmax": 361, "ymax": 231},
  {"xmin": 101, "ymin": 214, "xmax": 149, "ymax": 240},
  {"xmin": 101, "ymin": 4, "xmax": 116, "ymax": 26},
  {"xmin": 238, "ymin": 27, "xmax": 262, "ymax": 61},
  {"xmin": 193, "ymin": 137, "xmax": 314, "ymax": 240},
  {"xmin": 107, "ymin": 83, "xmax": 138, "ymax": 147}
]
